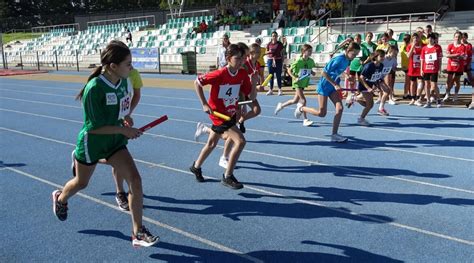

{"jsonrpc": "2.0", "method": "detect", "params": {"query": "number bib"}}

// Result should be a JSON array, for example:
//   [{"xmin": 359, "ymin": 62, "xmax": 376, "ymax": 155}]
[
  {"xmin": 369, "ymin": 72, "xmax": 383, "ymax": 82},
  {"xmin": 299, "ymin": 69, "xmax": 311, "ymax": 78},
  {"xmin": 118, "ymin": 94, "xmax": 131, "ymax": 120},
  {"xmin": 425, "ymin": 52, "xmax": 437, "ymax": 62},
  {"xmin": 413, "ymin": 55, "xmax": 421, "ymax": 68},
  {"xmin": 218, "ymin": 84, "xmax": 240, "ymax": 108},
  {"xmin": 382, "ymin": 67, "xmax": 392, "ymax": 75}
]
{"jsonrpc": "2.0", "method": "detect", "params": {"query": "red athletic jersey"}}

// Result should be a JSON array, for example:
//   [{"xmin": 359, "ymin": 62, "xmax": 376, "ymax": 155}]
[
  {"xmin": 421, "ymin": 44, "xmax": 443, "ymax": 73},
  {"xmin": 446, "ymin": 43, "xmax": 466, "ymax": 72},
  {"xmin": 407, "ymin": 44, "xmax": 425, "ymax": 76},
  {"xmin": 464, "ymin": 42, "xmax": 473, "ymax": 66},
  {"xmin": 242, "ymin": 59, "xmax": 261, "ymax": 78},
  {"xmin": 196, "ymin": 67, "xmax": 251, "ymax": 125}
]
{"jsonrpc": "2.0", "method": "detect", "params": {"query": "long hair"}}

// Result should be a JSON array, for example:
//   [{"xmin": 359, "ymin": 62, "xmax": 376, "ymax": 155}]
[{"xmin": 76, "ymin": 40, "xmax": 130, "ymax": 100}]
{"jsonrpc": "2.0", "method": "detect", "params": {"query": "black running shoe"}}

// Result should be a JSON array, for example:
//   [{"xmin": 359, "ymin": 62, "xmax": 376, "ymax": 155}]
[
  {"xmin": 52, "ymin": 190, "xmax": 68, "ymax": 221},
  {"xmin": 239, "ymin": 122, "xmax": 246, "ymax": 133},
  {"xmin": 221, "ymin": 174, "xmax": 243, "ymax": 189},
  {"xmin": 115, "ymin": 192, "xmax": 129, "ymax": 211},
  {"xmin": 132, "ymin": 226, "xmax": 159, "ymax": 247},
  {"xmin": 189, "ymin": 162, "xmax": 205, "ymax": 182}
]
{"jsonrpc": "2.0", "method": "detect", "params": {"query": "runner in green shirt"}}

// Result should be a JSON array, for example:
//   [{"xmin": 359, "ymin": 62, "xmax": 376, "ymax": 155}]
[
  {"xmin": 52, "ymin": 40, "xmax": 159, "ymax": 248},
  {"xmin": 274, "ymin": 44, "xmax": 316, "ymax": 127}
]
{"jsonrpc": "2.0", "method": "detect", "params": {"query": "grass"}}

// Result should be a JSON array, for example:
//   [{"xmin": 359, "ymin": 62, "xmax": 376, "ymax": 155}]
[{"xmin": 2, "ymin": 32, "xmax": 42, "ymax": 45}]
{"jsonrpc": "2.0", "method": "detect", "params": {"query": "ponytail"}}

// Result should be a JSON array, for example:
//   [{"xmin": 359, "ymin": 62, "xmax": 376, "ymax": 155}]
[{"xmin": 76, "ymin": 66, "xmax": 102, "ymax": 100}]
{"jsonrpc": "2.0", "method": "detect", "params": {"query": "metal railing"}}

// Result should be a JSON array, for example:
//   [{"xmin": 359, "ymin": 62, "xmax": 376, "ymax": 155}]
[
  {"xmin": 327, "ymin": 11, "xmax": 440, "ymax": 35},
  {"xmin": 32, "ymin": 23, "xmax": 80, "ymax": 33},
  {"xmin": 87, "ymin": 15, "xmax": 155, "ymax": 28},
  {"xmin": 165, "ymin": 9, "xmax": 213, "ymax": 22},
  {"xmin": 310, "ymin": 11, "xmax": 332, "ymax": 43}
]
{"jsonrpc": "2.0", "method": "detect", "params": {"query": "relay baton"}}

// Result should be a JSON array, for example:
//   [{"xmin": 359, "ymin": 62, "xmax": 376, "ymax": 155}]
[
  {"xmin": 261, "ymin": 74, "xmax": 273, "ymax": 86},
  {"xmin": 238, "ymin": 100, "xmax": 253, "ymax": 106},
  {"xmin": 139, "ymin": 115, "xmax": 168, "ymax": 132},
  {"xmin": 211, "ymin": 111, "xmax": 231, "ymax": 121}
]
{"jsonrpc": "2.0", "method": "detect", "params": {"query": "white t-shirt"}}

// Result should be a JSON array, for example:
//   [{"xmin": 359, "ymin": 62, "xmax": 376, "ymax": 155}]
[{"xmin": 217, "ymin": 45, "xmax": 227, "ymax": 68}]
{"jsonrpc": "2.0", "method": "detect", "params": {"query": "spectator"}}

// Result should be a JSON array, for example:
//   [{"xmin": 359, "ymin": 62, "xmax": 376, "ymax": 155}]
[
  {"xmin": 273, "ymin": 0, "xmax": 281, "ymax": 19},
  {"xmin": 193, "ymin": 20, "xmax": 208, "ymax": 34},
  {"xmin": 255, "ymin": 38, "xmax": 267, "ymax": 87},
  {"xmin": 423, "ymin": 25, "xmax": 433, "ymax": 44},
  {"xmin": 386, "ymin": 29, "xmax": 398, "ymax": 47},
  {"xmin": 216, "ymin": 34, "xmax": 231, "ymax": 69},
  {"xmin": 266, "ymin": 31, "xmax": 285, "ymax": 96},
  {"xmin": 125, "ymin": 28, "xmax": 133, "ymax": 45}
]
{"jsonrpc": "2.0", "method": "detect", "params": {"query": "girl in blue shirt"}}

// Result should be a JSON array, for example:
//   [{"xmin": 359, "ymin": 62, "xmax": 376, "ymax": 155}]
[{"xmin": 295, "ymin": 42, "xmax": 360, "ymax": 142}]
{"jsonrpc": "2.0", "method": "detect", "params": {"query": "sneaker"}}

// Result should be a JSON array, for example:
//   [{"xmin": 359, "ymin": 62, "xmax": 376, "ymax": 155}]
[
  {"xmin": 374, "ymin": 98, "xmax": 381, "ymax": 104},
  {"xmin": 278, "ymin": 89, "xmax": 283, "ymax": 96},
  {"xmin": 239, "ymin": 121, "xmax": 246, "ymax": 133},
  {"xmin": 331, "ymin": 133, "xmax": 348, "ymax": 143},
  {"xmin": 453, "ymin": 94, "xmax": 458, "ymax": 102},
  {"xmin": 468, "ymin": 102, "xmax": 474, "ymax": 110},
  {"xmin": 377, "ymin": 108, "xmax": 390, "ymax": 116},
  {"xmin": 423, "ymin": 103, "xmax": 432, "ymax": 108},
  {"xmin": 194, "ymin": 122, "xmax": 208, "ymax": 142},
  {"xmin": 357, "ymin": 118, "xmax": 371, "ymax": 126},
  {"xmin": 52, "ymin": 190, "xmax": 68, "ymax": 221},
  {"xmin": 115, "ymin": 192, "xmax": 129, "ymax": 211},
  {"xmin": 414, "ymin": 100, "xmax": 423, "ymax": 107},
  {"xmin": 437, "ymin": 100, "xmax": 443, "ymax": 108},
  {"xmin": 274, "ymin": 102, "xmax": 283, "ymax": 115},
  {"xmin": 221, "ymin": 174, "xmax": 243, "ymax": 189},
  {"xmin": 219, "ymin": 156, "xmax": 228, "ymax": 169},
  {"xmin": 402, "ymin": 94, "xmax": 410, "ymax": 100},
  {"xmin": 189, "ymin": 162, "xmax": 205, "ymax": 182},
  {"xmin": 430, "ymin": 96, "xmax": 436, "ymax": 103},
  {"xmin": 442, "ymin": 93, "xmax": 450, "ymax": 102},
  {"xmin": 388, "ymin": 99, "xmax": 397, "ymax": 105},
  {"xmin": 408, "ymin": 99, "xmax": 415, "ymax": 105},
  {"xmin": 303, "ymin": 119, "xmax": 314, "ymax": 126},
  {"xmin": 294, "ymin": 103, "xmax": 303, "ymax": 119},
  {"xmin": 71, "ymin": 149, "xmax": 76, "ymax": 177},
  {"xmin": 266, "ymin": 90, "xmax": 273, "ymax": 96},
  {"xmin": 132, "ymin": 226, "xmax": 159, "ymax": 247}
]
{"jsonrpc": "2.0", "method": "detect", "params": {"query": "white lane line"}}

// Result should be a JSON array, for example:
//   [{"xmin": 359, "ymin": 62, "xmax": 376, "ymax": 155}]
[
  {"xmin": 2, "ymin": 128, "xmax": 473, "ymax": 247},
  {"xmin": 4, "ymin": 166, "xmax": 263, "ymax": 263},
  {"xmin": 2, "ymin": 108, "xmax": 474, "ymax": 193},
  {"xmin": 2, "ymin": 85, "xmax": 473, "ymax": 126},
  {"xmin": 1, "ymin": 97, "xmax": 473, "ymax": 162}
]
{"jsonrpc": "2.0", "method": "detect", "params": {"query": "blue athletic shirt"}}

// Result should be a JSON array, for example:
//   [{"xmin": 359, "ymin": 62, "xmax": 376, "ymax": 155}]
[
  {"xmin": 318, "ymin": 54, "xmax": 350, "ymax": 91},
  {"xmin": 359, "ymin": 62, "xmax": 385, "ymax": 89}
]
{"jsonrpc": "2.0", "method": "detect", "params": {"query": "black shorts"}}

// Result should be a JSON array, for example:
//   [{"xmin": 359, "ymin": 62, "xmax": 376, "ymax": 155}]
[
  {"xmin": 349, "ymin": 70, "xmax": 360, "ymax": 76},
  {"xmin": 74, "ymin": 145, "xmax": 128, "ymax": 166},
  {"xmin": 446, "ymin": 71, "xmax": 463, "ymax": 76},
  {"xmin": 464, "ymin": 64, "xmax": 472, "ymax": 73},
  {"xmin": 211, "ymin": 115, "xmax": 237, "ymax": 134},
  {"xmin": 409, "ymin": 76, "xmax": 422, "ymax": 81},
  {"xmin": 423, "ymin": 73, "xmax": 438, "ymax": 82}
]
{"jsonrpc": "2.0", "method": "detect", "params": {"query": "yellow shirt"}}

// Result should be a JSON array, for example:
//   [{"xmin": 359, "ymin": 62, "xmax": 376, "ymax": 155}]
[
  {"xmin": 258, "ymin": 47, "xmax": 266, "ymax": 67},
  {"xmin": 400, "ymin": 43, "xmax": 409, "ymax": 70},
  {"xmin": 129, "ymin": 69, "xmax": 143, "ymax": 89},
  {"xmin": 421, "ymin": 35, "xmax": 428, "ymax": 45},
  {"xmin": 376, "ymin": 43, "xmax": 390, "ymax": 52},
  {"xmin": 287, "ymin": 0, "xmax": 296, "ymax": 11}
]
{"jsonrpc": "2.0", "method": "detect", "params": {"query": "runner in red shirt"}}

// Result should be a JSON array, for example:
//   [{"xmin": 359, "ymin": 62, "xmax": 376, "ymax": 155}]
[
  {"xmin": 444, "ymin": 31, "xmax": 467, "ymax": 102},
  {"xmin": 420, "ymin": 33, "xmax": 443, "ymax": 107},
  {"xmin": 190, "ymin": 44, "xmax": 256, "ymax": 190},
  {"xmin": 462, "ymin": 32, "xmax": 474, "ymax": 109},
  {"xmin": 407, "ymin": 33, "xmax": 426, "ymax": 105},
  {"xmin": 462, "ymin": 32, "xmax": 473, "ymax": 86}
]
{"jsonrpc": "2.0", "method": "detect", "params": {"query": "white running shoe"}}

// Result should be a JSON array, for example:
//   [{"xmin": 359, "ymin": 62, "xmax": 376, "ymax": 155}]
[
  {"xmin": 194, "ymin": 122, "xmax": 208, "ymax": 142},
  {"xmin": 331, "ymin": 133, "xmax": 348, "ymax": 143},
  {"xmin": 388, "ymin": 99, "xmax": 397, "ymax": 105},
  {"xmin": 266, "ymin": 90, "xmax": 273, "ymax": 96},
  {"xmin": 219, "ymin": 155, "xmax": 228, "ymax": 168},
  {"xmin": 294, "ymin": 103, "xmax": 303, "ymax": 119},
  {"xmin": 357, "ymin": 118, "xmax": 370, "ymax": 126},
  {"xmin": 414, "ymin": 100, "xmax": 423, "ymax": 107},
  {"xmin": 274, "ymin": 102, "xmax": 283, "ymax": 115},
  {"xmin": 430, "ymin": 96, "xmax": 435, "ymax": 103},
  {"xmin": 442, "ymin": 93, "xmax": 450, "ymax": 102},
  {"xmin": 423, "ymin": 103, "xmax": 432, "ymax": 108},
  {"xmin": 278, "ymin": 89, "xmax": 283, "ymax": 96},
  {"xmin": 408, "ymin": 99, "xmax": 416, "ymax": 105},
  {"xmin": 303, "ymin": 119, "xmax": 314, "ymax": 127},
  {"xmin": 374, "ymin": 98, "xmax": 381, "ymax": 104},
  {"xmin": 468, "ymin": 102, "xmax": 474, "ymax": 110}
]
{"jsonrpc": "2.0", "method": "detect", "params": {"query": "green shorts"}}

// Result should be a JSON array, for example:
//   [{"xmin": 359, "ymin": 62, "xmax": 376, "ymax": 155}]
[{"xmin": 75, "ymin": 131, "xmax": 128, "ymax": 164}]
